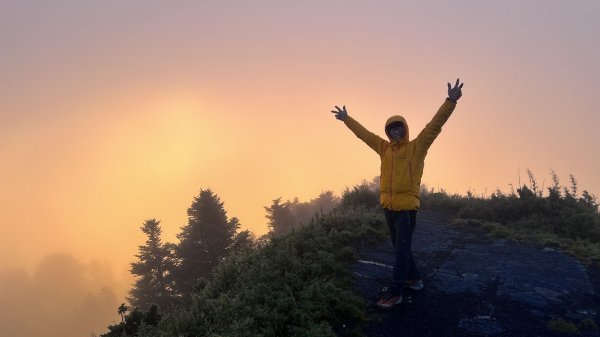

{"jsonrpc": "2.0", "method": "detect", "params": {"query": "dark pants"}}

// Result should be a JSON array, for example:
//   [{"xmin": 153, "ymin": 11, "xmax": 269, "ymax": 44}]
[{"xmin": 384, "ymin": 209, "xmax": 421, "ymax": 296}]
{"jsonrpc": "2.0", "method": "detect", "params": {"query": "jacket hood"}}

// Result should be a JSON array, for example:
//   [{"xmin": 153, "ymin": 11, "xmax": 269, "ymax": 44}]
[{"xmin": 385, "ymin": 115, "xmax": 409, "ymax": 142}]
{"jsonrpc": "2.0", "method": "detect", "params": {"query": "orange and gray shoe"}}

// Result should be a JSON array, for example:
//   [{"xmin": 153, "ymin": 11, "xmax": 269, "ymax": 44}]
[{"xmin": 376, "ymin": 291, "xmax": 403, "ymax": 310}]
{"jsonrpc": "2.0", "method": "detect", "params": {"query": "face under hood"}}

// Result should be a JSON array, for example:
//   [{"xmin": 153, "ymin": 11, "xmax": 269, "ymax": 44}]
[{"xmin": 384, "ymin": 115, "xmax": 409, "ymax": 142}]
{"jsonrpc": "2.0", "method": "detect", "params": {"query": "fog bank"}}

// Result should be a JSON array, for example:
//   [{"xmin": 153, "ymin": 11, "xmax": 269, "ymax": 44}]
[{"xmin": 0, "ymin": 252, "xmax": 129, "ymax": 337}]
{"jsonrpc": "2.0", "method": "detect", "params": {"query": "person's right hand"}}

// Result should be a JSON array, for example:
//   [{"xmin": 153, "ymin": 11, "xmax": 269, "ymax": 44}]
[{"xmin": 331, "ymin": 105, "xmax": 348, "ymax": 121}]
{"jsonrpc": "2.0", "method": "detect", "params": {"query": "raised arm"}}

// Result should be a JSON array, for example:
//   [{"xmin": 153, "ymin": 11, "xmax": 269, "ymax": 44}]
[
  {"xmin": 415, "ymin": 79, "xmax": 464, "ymax": 152},
  {"xmin": 331, "ymin": 105, "xmax": 386, "ymax": 155}
]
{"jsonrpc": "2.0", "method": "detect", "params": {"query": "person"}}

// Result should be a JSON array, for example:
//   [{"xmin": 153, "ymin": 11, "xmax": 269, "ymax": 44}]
[{"xmin": 331, "ymin": 79, "xmax": 464, "ymax": 310}]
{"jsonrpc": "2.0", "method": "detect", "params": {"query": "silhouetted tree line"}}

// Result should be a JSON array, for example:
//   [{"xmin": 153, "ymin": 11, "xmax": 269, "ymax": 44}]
[
  {"xmin": 102, "ymin": 189, "xmax": 254, "ymax": 336},
  {"xmin": 103, "ymin": 188, "xmax": 345, "ymax": 336},
  {"xmin": 264, "ymin": 191, "xmax": 340, "ymax": 237}
]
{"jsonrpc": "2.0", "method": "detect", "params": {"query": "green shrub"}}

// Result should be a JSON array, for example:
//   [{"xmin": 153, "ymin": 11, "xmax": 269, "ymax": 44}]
[
  {"xmin": 340, "ymin": 182, "xmax": 379, "ymax": 210},
  {"xmin": 547, "ymin": 318, "xmax": 578, "ymax": 334},
  {"xmin": 426, "ymin": 171, "xmax": 600, "ymax": 265},
  {"xmin": 547, "ymin": 317, "xmax": 598, "ymax": 334},
  {"xmin": 579, "ymin": 318, "xmax": 598, "ymax": 332}
]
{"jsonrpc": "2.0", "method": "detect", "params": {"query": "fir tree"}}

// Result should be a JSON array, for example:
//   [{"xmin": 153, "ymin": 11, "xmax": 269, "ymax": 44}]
[
  {"xmin": 265, "ymin": 197, "xmax": 296, "ymax": 236},
  {"xmin": 174, "ymin": 189, "xmax": 239, "ymax": 296},
  {"xmin": 128, "ymin": 219, "xmax": 176, "ymax": 311},
  {"xmin": 229, "ymin": 228, "xmax": 256, "ymax": 254}
]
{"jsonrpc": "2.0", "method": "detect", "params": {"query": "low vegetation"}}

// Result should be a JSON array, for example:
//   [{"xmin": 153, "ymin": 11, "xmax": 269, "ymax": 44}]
[
  {"xmin": 547, "ymin": 317, "xmax": 598, "ymax": 334},
  {"xmin": 420, "ymin": 170, "xmax": 600, "ymax": 265}
]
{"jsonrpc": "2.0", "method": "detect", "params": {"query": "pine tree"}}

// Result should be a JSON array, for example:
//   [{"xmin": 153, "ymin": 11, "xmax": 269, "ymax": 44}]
[
  {"xmin": 229, "ymin": 228, "xmax": 256, "ymax": 254},
  {"xmin": 128, "ymin": 219, "xmax": 176, "ymax": 311},
  {"xmin": 174, "ymin": 189, "xmax": 239, "ymax": 296},
  {"xmin": 265, "ymin": 197, "xmax": 296, "ymax": 237}
]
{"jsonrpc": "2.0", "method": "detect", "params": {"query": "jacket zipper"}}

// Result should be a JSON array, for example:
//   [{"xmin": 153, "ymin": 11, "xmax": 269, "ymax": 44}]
[
  {"xmin": 409, "ymin": 162, "xmax": 413, "ymax": 185},
  {"xmin": 389, "ymin": 150, "xmax": 394, "ymax": 207}
]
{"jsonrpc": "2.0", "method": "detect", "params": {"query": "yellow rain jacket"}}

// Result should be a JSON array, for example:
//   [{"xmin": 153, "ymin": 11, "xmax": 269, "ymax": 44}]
[{"xmin": 344, "ymin": 99, "xmax": 457, "ymax": 210}]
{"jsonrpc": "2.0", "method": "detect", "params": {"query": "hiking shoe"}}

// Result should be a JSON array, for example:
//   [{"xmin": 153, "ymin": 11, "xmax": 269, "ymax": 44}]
[
  {"xmin": 376, "ymin": 292, "xmax": 403, "ymax": 310},
  {"xmin": 403, "ymin": 279, "xmax": 424, "ymax": 291}
]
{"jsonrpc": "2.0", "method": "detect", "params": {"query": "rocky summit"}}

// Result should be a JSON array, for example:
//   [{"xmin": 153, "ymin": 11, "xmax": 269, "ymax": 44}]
[{"xmin": 354, "ymin": 211, "xmax": 600, "ymax": 337}]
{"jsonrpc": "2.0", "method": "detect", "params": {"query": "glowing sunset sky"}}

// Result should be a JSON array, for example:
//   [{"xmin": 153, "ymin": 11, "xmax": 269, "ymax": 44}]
[{"xmin": 2, "ymin": 0, "xmax": 599, "ymax": 278}]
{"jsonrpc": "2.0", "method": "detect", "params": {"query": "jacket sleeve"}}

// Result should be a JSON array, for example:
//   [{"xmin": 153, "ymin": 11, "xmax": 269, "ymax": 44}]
[
  {"xmin": 343, "ymin": 115, "xmax": 387, "ymax": 156},
  {"xmin": 415, "ymin": 99, "xmax": 457, "ymax": 154}
]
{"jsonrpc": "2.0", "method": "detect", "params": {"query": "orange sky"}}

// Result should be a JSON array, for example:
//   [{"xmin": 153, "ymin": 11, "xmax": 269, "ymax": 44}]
[{"xmin": 1, "ymin": 1, "xmax": 599, "ymax": 325}]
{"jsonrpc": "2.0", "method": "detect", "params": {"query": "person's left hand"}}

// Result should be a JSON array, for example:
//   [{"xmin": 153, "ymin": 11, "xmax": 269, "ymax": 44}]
[{"xmin": 447, "ymin": 78, "xmax": 464, "ymax": 102}]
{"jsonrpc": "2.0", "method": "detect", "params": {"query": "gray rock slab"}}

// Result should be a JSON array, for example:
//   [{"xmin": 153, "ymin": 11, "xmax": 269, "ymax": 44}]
[
  {"xmin": 458, "ymin": 316, "xmax": 505, "ymax": 336},
  {"xmin": 431, "ymin": 239, "xmax": 595, "ymax": 308}
]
